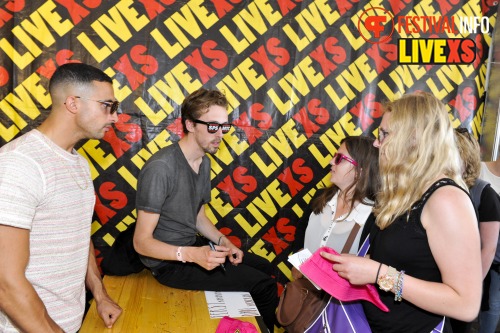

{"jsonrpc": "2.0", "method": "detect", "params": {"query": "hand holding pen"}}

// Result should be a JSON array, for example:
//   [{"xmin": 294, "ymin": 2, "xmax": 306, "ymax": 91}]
[{"xmin": 208, "ymin": 241, "xmax": 226, "ymax": 272}]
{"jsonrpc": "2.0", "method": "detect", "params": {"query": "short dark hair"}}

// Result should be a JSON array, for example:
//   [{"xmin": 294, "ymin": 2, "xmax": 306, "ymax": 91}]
[
  {"xmin": 180, "ymin": 88, "xmax": 228, "ymax": 133},
  {"xmin": 49, "ymin": 63, "xmax": 112, "ymax": 94}
]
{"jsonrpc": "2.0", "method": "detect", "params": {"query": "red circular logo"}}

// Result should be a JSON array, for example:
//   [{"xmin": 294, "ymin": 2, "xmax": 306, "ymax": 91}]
[
  {"xmin": 357, "ymin": 7, "xmax": 394, "ymax": 44},
  {"xmin": 0, "ymin": 66, "xmax": 9, "ymax": 87}
]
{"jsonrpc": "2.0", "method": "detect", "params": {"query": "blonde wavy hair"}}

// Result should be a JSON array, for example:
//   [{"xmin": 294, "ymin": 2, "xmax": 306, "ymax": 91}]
[
  {"xmin": 454, "ymin": 128, "xmax": 481, "ymax": 188},
  {"xmin": 374, "ymin": 92, "xmax": 466, "ymax": 229}
]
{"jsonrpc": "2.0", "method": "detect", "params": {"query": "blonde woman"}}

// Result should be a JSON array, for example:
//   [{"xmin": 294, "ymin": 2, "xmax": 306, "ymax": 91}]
[{"xmin": 321, "ymin": 93, "xmax": 482, "ymax": 332}]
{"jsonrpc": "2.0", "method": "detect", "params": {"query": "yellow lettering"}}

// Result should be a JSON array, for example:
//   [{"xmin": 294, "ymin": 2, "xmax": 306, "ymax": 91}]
[
  {"xmin": 208, "ymin": 188, "xmax": 232, "ymax": 218},
  {"xmin": 250, "ymin": 143, "xmax": 280, "ymax": 177},
  {"xmin": 117, "ymin": 165, "xmax": 137, "ymax": 190},
  {"xmin": 250, "ymin": 240, "xmax": 276, "ymax": 261},
  {"xmin": 81, "ymin": 140, "xmax": 117, "ymax": 172},
  {"xmin": 340, "ymin": 23, "xmax": 365, "ymax": 50},
  {"xmin": 220, "ymin": 16, "xmax": 255, "ymax": 54},
  {"xmin": 426, "ymin": 77, "xmax": 449, "ymax": 100},
  {"xmin": 267, "ymin": 179, "xmax": 292, "ymax": 207},
  {"xmin": 188, "ymin": 0, "xmax": 219, "ymax": 28},
  {"xmin": 255, "ymin": 0, "xmax": 282, "ymax": 25},
  {"xmin": 134, "ymin": 96, "xmax": 168, "ymax": 126},
  {"xmin": 0, "ymin": 38, "xmax": 34, "ymax": 70},
  {"xmin": 116, "ymin": 0, "xmax": 150, "ymax": 31},
  {"xmin": 235, "ymin": 213, "xmax": 262, "ymax": 237},
  {"xmin": 150, "ymin": 28, "xmax": 182, "ymax": 59}
]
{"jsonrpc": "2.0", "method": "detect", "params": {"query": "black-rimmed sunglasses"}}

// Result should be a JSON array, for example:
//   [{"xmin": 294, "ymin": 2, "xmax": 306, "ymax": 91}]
[
  {"xmin": 193, "ymin": 119, "xmax": 232, "ymax": 134},
  {"xmin": 75, "ymin": 96, "xmax": 120, "ymax": 115}
]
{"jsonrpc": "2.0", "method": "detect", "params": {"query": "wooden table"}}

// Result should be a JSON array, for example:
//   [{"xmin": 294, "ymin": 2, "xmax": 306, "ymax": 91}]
[{"xmin": 80, "ymin": 270, "xmax": 263, "ymax": 332}]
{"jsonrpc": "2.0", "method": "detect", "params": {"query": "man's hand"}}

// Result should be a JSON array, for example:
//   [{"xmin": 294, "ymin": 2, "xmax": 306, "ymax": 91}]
[
  {"xmin": 96, "ymin": 294, "xmax": 122, "ymax": 328},
  {"xmin": 184, "ymin": 246, "xmax": 229, "ymax": 270},
  {"xmin": 219, "ymin": 237, "xmax": 243, "ymax": 265}
]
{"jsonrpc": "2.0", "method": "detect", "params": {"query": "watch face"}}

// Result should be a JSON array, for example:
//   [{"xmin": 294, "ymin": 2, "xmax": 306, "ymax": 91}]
[{"xmin": 378, "ymin": 275, "xmax": 394, "ymax": 292}]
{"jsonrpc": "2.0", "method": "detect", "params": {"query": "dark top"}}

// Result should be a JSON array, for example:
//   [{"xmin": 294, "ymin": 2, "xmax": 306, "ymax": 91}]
[
  {"xmin": 136, "ymin": 142, "xmax": 211, "ymax": 268},
  {"xmin": 363, "ymin": 178, "xmax": 470, "ymax": 333},
  {"xmin": 478, "ymin": 184, "xmax": 500, "ymax": 223}
]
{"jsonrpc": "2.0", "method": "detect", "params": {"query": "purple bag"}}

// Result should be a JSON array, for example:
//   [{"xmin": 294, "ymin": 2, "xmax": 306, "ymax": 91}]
[
  {"xmin": 304, "ymin": 297, "xmax": 371, "ymax": 333},
  {"xmin": 303, "ymin": 237, "xmax": 373, "ymax": 333}
]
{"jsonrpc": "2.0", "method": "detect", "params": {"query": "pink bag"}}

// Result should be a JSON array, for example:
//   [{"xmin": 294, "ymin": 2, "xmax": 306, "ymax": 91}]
[{"xmin": 215, "ymin": 316, "xmax": 259, "ymax": 333}]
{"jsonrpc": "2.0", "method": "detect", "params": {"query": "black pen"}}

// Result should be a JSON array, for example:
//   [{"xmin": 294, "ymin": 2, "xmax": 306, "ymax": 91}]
[{"xmin": 208, "ymin": 241, "xmax": 226, "ymax": 272}]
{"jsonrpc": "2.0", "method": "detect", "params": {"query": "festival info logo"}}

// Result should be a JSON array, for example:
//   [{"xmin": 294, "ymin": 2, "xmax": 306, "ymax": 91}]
[
  {"xmin": 357, "ymin": 7, "xmax": 395, "ymax": 44},
  {"xmin": 357, "ymin": 8, "xmax": 491, "ymax": 64}
]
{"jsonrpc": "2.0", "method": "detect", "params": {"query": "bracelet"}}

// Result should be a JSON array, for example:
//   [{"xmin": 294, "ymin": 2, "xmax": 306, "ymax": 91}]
[
  {"xmin": 176, "ymin": 246, "xmax": 186, "ymax": 263},
  {"xmin": 218, "ymin": 235, "xmax": 226, "ymax": 246},
  {"xmin": 375, "ymin": 263, "xmax": 383, "ymax": 284},
  {"xmin": 394, "ymin": 270, "xmax": 405, "ymax": 302}
]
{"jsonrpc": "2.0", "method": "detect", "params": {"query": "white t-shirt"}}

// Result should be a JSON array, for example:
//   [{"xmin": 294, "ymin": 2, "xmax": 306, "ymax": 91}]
[
  {"xmin": 0, "ymin": 130, "xmax": 95, "ymax": 333},
  {"xmin": 480, "ymin": 162, "xmax": 500, "ymax": 193},
  {"xmin": 304, "ymin": 192, "xmax": 373, "ymax": 254}
]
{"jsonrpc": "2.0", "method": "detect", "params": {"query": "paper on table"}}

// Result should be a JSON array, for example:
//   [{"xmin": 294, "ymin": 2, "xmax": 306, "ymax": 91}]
[
  {"xmin": 204, "ymin": 291, "xmax": 261, "ymax": 319},
  {"xmin": 288, "ymin": 248, "xmax": 322, "ymax": 290}
]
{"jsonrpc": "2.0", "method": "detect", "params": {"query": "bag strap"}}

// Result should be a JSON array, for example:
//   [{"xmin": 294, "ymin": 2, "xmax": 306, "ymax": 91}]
[{"xmin": 341, "ymin": 223, "xmax": 361, "ymax": 254}]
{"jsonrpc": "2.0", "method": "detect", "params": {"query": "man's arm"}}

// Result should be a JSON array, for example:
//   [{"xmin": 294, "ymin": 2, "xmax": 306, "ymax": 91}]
[
  {"xmin": 0, "ymin": 225, "xmax": 63, "ymax": 332},
  {"xmin": 195, "ymin": 206, "xmax": 243, "ymax": 264},
  {"xmin": 85, "ymin": 241, "xmax": 122, "ymax": 328},
  {"xmin": 133, "ymin": 209, "xmax": 228, "ymax": 270}
]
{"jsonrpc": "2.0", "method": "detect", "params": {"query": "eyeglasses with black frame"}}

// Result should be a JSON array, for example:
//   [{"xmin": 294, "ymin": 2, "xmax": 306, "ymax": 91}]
[
  {"xmin": 378, "ymin": 128, "xmax": 390, "ymax": 143},
  {"xmin": 74, "ymin": 96, "xmax": 120, "ymax": 115},
  {"xmin": 332, "ymin": 153, "xmax": 358, "ymax": 167},
  {"xmin": 192, "ymin": 119, "xmax": 232, "ymax": 134}
]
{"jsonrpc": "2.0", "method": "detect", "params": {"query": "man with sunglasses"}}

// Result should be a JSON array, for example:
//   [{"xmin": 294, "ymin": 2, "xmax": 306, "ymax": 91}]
[
  {"xmin": 134, "ymin": 88, "xmax": 278, "ymax": 332},
  {"xmin": 0, "ymin": 63, "xmax": 122, "ymax": 332}
]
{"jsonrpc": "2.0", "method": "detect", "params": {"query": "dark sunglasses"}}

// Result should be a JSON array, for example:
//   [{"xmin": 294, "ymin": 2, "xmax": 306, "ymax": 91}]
[
  {"xmin": 332, "ymin": 153, "xmax": 358, "ymax": 166},
  {"xmin": 75, "ymin": 96, "xmax": 120, "ymax": 114},
  {"xmin": 193, "ymin": 119, "xmax": 232, "ymax": 134}
]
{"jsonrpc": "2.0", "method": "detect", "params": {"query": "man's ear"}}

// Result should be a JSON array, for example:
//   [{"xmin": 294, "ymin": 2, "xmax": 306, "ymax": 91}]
[
  {"xmin": 64, "ymin": 96, "xmax": 78, "ymax": 114},
  {"xmin": 185, "ymin": 118, "xmax": 195, "ymax": 133}
]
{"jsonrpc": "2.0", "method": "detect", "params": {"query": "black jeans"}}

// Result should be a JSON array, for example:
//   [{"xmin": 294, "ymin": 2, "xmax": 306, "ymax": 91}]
[{"xmin": 150, "ymin": 243, "xmax": 278, "ymax": 332}]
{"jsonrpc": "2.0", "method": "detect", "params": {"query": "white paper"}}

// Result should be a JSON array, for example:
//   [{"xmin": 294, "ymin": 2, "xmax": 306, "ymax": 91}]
[
  {"xmin": 288, "ymin": 249, "xmax": 322, "ymax": 290},
  {"xmin": 204, "ymin": 291, "xmax": 261, "ymax": 319}
]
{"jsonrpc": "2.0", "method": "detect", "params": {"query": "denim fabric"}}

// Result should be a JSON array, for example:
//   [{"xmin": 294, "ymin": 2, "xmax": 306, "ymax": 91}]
[{"xmin": 479, "ymin": 269, "xmax": 500, "ymax": 333}]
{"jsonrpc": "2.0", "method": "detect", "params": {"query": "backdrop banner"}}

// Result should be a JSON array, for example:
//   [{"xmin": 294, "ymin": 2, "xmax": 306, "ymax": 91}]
[{"xmin": 0, "ymin": 0, "xmax": 496, "ymax": 288}]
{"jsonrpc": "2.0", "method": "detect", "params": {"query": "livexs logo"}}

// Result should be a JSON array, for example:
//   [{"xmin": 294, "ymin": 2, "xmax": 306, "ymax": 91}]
[{"xmin": 357, "ymin": 6, "xmax": 490, "ymax": 65}]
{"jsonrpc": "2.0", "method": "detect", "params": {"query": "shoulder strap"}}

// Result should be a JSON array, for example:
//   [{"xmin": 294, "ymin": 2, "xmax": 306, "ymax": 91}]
[
  {"xmin": 341, "ymin": 223, "xmax": 361, "ymax": 254},
  {"xmin": 470, "ymin": 179, "xmax": 489, "ymax": 211}
]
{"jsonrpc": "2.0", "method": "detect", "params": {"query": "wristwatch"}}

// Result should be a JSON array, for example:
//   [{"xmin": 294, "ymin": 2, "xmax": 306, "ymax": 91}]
[{"xmin": 377, "ymin": 266, "xmax": 398, "ymax": 292}]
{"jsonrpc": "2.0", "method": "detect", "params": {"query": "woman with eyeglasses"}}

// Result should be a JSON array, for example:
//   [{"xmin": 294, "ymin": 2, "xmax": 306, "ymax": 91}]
[
  {"xmin": 291, "ymin": 136, "xmax": 380, "ymax": 281},
  {"xmin": 320, "ymin": 92, "xmax": 482, "ymax": 332}
]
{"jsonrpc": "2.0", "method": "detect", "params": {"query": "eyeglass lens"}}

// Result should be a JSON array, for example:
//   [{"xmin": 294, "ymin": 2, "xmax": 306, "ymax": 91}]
[{"xmin": 207, "ymin": 123, "xmax": 232, "ymax": 134}]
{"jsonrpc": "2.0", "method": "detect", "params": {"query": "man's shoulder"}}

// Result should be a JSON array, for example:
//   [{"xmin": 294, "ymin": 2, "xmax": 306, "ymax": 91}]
[
  {"xmin": 146, "ymin": 143, "xmax": 179, "ymax": 162},
  {"xmin": 0, "ymin": 130, "xmax": 39, "ymax": 153}
]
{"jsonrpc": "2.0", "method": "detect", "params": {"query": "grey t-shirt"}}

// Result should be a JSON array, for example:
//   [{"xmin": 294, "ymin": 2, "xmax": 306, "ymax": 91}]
[{"xmin": 136, "ymin": 142, "xmax": 211, "ymax": 267}]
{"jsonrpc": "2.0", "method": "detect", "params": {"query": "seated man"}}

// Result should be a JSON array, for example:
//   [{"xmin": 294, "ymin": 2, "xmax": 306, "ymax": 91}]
[{"xmin": 133, "ymin": 88, "xmax": 277, "ymax": 332}]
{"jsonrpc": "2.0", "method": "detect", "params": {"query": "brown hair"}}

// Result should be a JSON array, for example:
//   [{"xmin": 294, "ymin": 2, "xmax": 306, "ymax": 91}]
[
  {"xmin": 311, "ymin": 136, "xmax": 380, "ymax": 215},
  {"xmin": 454, "ymin": 128, "xmax": 481, "ymax": 188},
  {"xmin": 181, "ymin": 88, "xmax": 228, "ymax": 133}
]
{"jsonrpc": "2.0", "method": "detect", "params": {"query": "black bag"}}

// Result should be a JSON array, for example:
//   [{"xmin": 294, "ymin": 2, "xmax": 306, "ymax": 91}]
[{"xmin": 100, "ymin": 223, "xmax": 145, "ymax": 276}]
